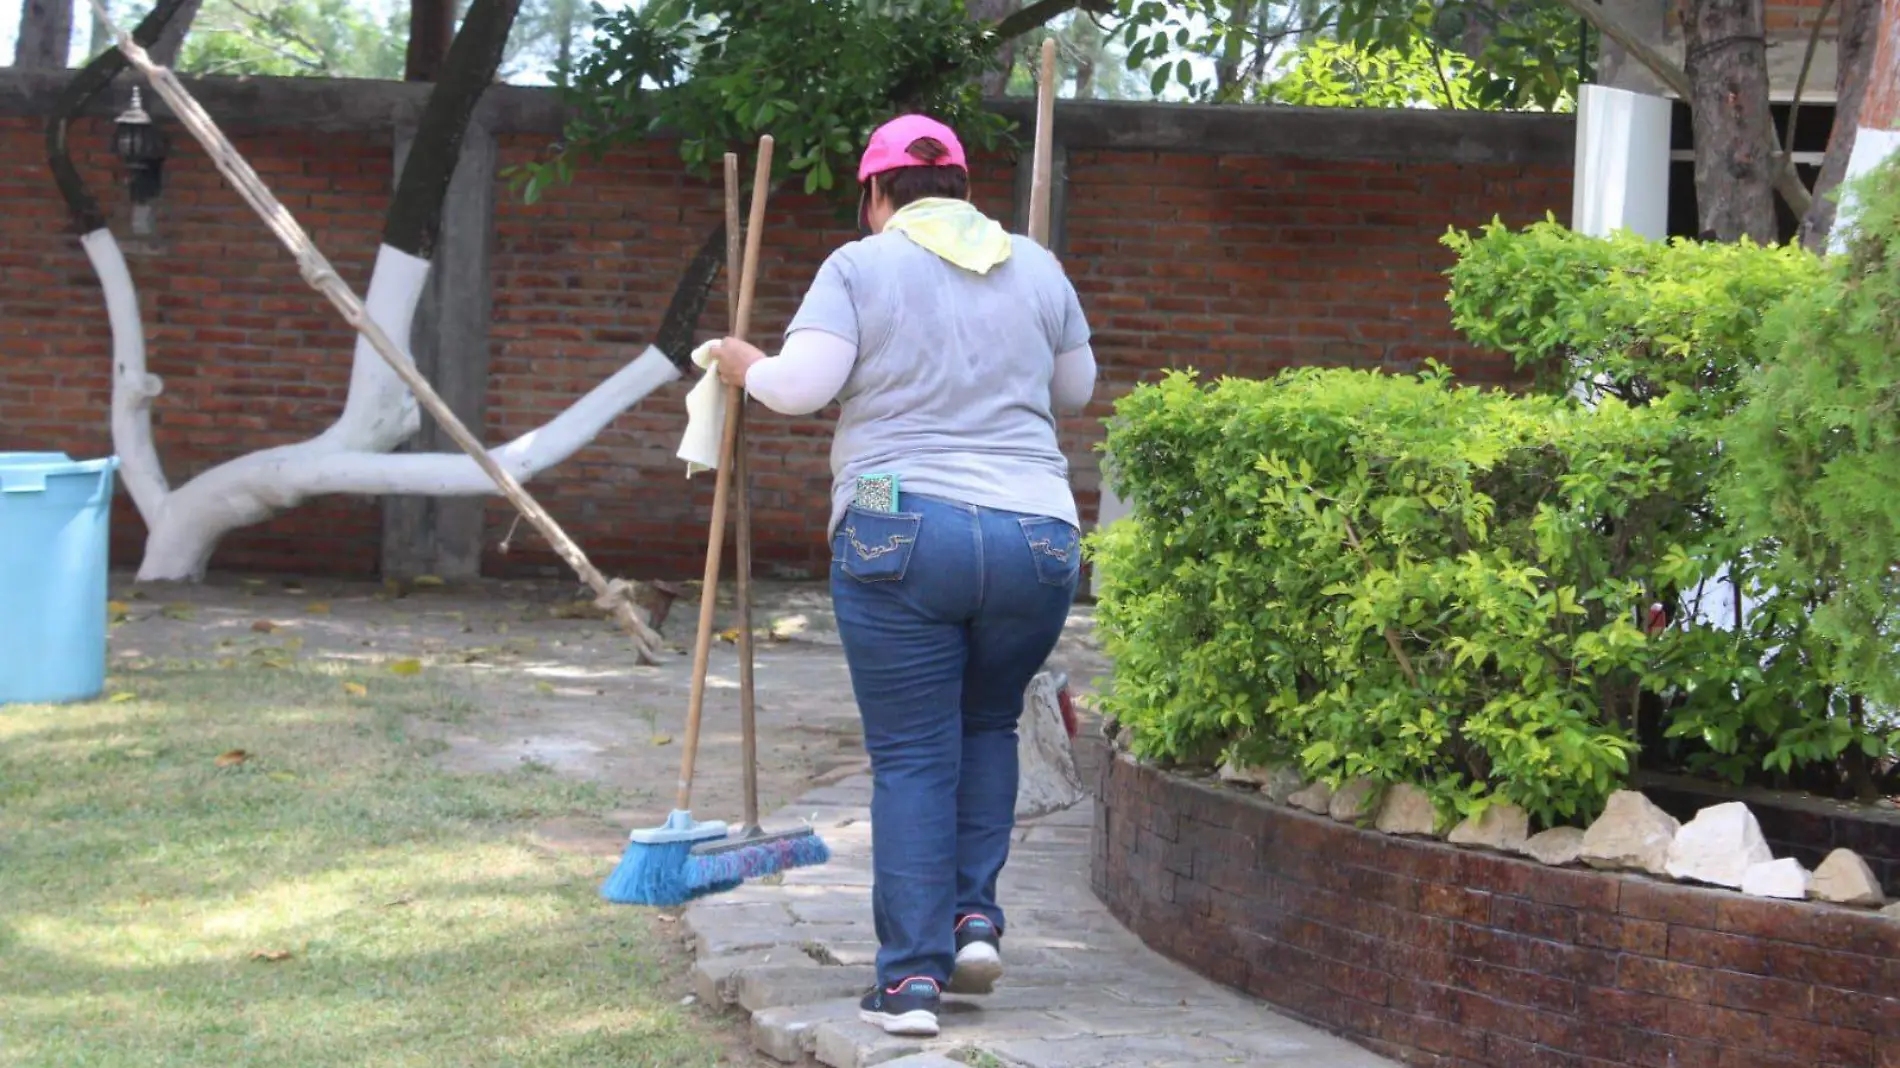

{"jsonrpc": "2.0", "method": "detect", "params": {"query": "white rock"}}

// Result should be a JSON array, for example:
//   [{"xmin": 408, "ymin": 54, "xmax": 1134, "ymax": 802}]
[
  {"xmin": 1664, "ymin": 802, "xmax": 1774, "ymax": 889},
  {"xmin": 1218, "ymin": 759, "xmax": 1280, "ymax": 788},
  {"xmin": 1742, "ymin": 857, "xmax": 1812, "ymax": 900},
  {"xmin": 1448, "ymin": 803, "xmax": 1531, "ymax": 852},
  {"xmin": 1522, "ymin": 826, "xmax": 1587, "ymax": 866},
  {"xmin": 1016, "ymin": 673, "xmax": 1085, "ymax": 819},
  {"xmin": 1811, "ymin": 848, "xmax": 1887, "ymax": 907},
  {"xmin": 1329, "ymin": 778, "xmax": 1379, "ymax": 823},
  {"xmin": 1581, "ymin": 790, "xmax": 1681, "ymax": 875},
  {"xmin": 1287, "ymin": 781, "xmax": 1334, "ymax": 814},
  {"xmin": 1261, "ymin": 764, "xmax": 1308, "ymax": 805},
  {"xmin": 1374, "ymin": 784, "xmax": 1437, "ymax": 836}
]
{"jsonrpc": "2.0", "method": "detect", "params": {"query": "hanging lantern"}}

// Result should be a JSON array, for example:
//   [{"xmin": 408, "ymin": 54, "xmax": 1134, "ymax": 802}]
[{"xmin": 112, "ymin": 87, "xmax": 170, "ymax": 206}]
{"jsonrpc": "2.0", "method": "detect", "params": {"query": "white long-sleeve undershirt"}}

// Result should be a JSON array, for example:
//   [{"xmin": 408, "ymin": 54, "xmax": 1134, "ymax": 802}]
[{"xmin": 742, "ymin": 328, "xmax": 1098, "ymax": 417}]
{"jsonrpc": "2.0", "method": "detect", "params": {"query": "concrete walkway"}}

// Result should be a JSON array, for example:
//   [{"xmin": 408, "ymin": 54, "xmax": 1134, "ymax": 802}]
[{"xmin": 684, "ymin": 772, "xmax": 1397, "ymax": 1068}]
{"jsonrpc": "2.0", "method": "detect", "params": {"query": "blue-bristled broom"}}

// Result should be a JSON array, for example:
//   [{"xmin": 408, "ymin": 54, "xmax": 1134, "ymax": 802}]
[{"xmin": 601, "ymin": 137, "xmax": 828, "ymax": 908}]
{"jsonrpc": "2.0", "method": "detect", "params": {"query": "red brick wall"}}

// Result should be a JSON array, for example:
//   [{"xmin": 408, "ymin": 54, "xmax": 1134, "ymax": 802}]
[
  {"xmin": 0, "ymin": 111, "xmax": 1569, "ymax": 583},
  {"xmin": 1093, "ymin": 754, "xmax": 1900, "ymax": 1068}
]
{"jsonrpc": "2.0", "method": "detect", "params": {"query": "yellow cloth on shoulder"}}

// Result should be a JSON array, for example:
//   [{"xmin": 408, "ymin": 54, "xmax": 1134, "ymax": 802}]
[{"xmin": 881, "ymin": 197, "xmax": 1013, "ymax": 274}]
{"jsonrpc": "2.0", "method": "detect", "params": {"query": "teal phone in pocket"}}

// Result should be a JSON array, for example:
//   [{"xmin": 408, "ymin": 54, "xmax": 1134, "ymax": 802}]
[{"xmin": 853, "ymin": 473, "xmax": 900, "ymax": 514}]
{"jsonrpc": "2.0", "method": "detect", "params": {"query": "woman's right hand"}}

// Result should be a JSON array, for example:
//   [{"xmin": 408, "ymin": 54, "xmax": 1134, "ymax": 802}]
[{"xmin": 711, "ymin": 336, "xmax": 767, "ymax": 388}]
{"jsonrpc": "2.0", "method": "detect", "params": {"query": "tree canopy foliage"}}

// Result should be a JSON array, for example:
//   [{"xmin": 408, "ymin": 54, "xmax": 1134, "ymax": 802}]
[{"xmin": 512, "ymin": 0, "xmax": 1017, "ymax": 204}]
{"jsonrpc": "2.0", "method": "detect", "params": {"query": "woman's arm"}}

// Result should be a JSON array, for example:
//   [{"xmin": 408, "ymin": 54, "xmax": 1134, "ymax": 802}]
[
  {"xmin": 1052, "ymin": 343, "xmax": 1096, "ymax": 415},
  {"xmin": 735, "ymin": 328, "xmax": 857, "ymax": 416}
]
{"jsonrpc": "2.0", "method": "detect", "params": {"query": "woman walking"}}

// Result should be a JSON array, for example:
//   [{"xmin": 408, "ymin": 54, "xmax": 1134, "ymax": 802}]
[{"xmin": 708, "ymin": 113, "xmax": 1096, "ymax": 1038}]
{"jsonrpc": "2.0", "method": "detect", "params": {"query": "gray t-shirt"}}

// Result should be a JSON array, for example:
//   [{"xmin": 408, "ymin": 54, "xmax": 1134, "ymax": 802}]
[{"xmin": 785, "ymin": 229, "xmax": 1092, "ymax": 540}]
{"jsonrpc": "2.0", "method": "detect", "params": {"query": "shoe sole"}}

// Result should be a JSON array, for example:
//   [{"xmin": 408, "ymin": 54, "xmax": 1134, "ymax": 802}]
[
  {"xmin": 859, "ymin": 1008, "xmax": 939, "ymax": 1036},
  {"xmin": 947, "ymin": 942, "xmax": 1002, "ymax": 995}
]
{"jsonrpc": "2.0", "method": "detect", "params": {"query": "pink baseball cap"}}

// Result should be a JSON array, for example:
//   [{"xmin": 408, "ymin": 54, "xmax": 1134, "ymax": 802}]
[{"xmin": 857, "ymin": 114, "xmax": 968, "ymax": 184}]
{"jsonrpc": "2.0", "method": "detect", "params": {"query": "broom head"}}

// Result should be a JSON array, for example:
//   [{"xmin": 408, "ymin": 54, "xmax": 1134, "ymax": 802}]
[{"xmin": 600, "ymin": 809, "xmax": 729, "ymax": 906}]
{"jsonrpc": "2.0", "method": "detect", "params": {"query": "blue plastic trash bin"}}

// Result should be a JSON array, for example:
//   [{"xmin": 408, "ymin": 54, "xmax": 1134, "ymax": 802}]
[{"xmin": 0, "ymin": 452, "xmax": 122, "ymax": 706}]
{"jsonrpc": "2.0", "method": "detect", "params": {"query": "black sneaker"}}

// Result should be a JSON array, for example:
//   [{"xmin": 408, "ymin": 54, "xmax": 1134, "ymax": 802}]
[
  {"xmin": 947, "ymin": 914, "xmax": 1003, "ymax": 994},
  {"xmin": 859, "ymin": 976, "xmax": 941, "ymax": 1036}
]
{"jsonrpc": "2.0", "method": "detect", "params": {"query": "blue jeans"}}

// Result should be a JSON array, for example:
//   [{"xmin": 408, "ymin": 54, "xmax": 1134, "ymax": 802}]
[{"xmin": 829, "ymin": 492, "xmax": 1080, "ymax": 987}]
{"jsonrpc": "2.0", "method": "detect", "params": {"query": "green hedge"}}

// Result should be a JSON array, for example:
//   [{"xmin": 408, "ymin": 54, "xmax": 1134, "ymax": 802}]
[
  {"xmin": 1088, "ymin": 365, "xmax": 1704, "ymax": 826},
  {"xmin": 1091, "ymin": 159, "xmax": 1900, "ymax": 819}
]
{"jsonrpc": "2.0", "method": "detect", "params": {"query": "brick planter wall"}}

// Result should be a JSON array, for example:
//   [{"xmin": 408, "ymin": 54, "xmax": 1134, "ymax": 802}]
[{"xmin": 1091, "ymin": 754, "xmax": 1900, "ymax": 1068}]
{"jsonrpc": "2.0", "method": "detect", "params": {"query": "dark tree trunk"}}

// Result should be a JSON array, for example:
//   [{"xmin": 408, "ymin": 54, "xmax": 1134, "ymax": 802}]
[
  {"xmin": 1215, "ymin": 0, "xmax": 1254, "ymax": 98},
  {"xmin": 148, "ymin": 0, "xmax": 204, "ymax": 66},
  {"xmin": 15, "ymin": 0, "xmax": 74, "ymax": 67},
  {"xmin": 654, "ymin": 222, "xmax": 729, "ymax": 372},
  {"xmin": 384, "ymin": 0, "xmax": 522, "ymax": 258},
  {"xmin": 406, "ymin": 0, "xmax": 457, "ymax": 80},
  {"xmin": 1802, "ymin": 0, "xmax": 1877, "ymax": 248},
  {"xmin": 970, "ymin": 0, "xmax": 1022, "ymax": 95},
  {"xmin": 1461, "ymin": 1, "xmax": 1495, "ymax": 61},
  {"xmin": 44, "ymin": 0, "xmax": 195, "ymax": 234},
  {"xmin": 1684, "ymin": 0, "xmax": 1779, "ymax": 242}
]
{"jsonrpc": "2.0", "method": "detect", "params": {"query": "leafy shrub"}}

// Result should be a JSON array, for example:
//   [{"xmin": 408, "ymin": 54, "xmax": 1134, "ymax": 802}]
[
  {"xmin": 1088, "ymin": 365, "xmax": 1707, "ymax": 826},
  {"xmin": 1443, "ymin": 217, "xmax": 1824, "ymax": 418},
  {"xmin": 1442, "ymin": 215, "xmax": 1895, "ymax": 794},
  {"xmin": 1712, "ymin": 160, "xmax": 1900, "ymax": 789}
]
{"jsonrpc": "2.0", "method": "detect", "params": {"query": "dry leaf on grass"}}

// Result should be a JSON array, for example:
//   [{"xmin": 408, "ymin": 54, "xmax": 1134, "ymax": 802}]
[
  {"xmin": 534, "ymin": 681, "xmax": 555, "ymax": 695},
  {"xmin": 305, "ymin": 602, "xmax": 331, "ymax": 615},
  {"xmin": 107, "ymin": 692, "xmax": 136, "ymax": 704},
  {"xmin": 107, "ymin": 601, "xmax": 130, "ymax": 624},
  {"xmin": 250, "ymin": 949, "xmax": 292, "ymax": 962},
  {"xmin": 650, "ymin": 735, "xmax": 673, "ymax": 746},
  {"xmin": 388, "ymin": 659, "xmax": 423, "ymax": 677},
  {"xmin": 251, "ymin": 620, "xmax": 279, "ymax": 633},
  {"xmin": 214, "ymin": 749, "xmax": 249, "ymax": 768},
  {"xmin": 411, "ymin": 575, "xmax": 445, "ymax": 588},
  {"xmin": 343, "ymin": 682, "xmax": 368, "ymax": 698}
]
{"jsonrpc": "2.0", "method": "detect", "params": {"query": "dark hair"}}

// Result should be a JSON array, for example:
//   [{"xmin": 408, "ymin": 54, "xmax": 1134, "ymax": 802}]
[{"xmin": 871, "ymin": 136, "xmax": 969, "ymax": 208}]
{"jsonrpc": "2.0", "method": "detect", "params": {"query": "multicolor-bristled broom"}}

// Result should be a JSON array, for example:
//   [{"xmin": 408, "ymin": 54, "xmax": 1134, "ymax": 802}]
[{"xmin": 600, "ymin": 136, "xmax": 828, "ymax": 908}]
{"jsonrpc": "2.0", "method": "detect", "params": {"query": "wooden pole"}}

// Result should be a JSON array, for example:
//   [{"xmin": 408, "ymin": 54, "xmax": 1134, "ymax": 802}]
[
  {"xmin": 674, "ymin": 139, "xmax": 773, "ymax": 812},
  {"xmin": 728, "ymin": 153, "xmax": 761, "ymax": 837},
  {"xmin": 1027, "ymin": 36, "xmax": 1058, "ymax": 246}
]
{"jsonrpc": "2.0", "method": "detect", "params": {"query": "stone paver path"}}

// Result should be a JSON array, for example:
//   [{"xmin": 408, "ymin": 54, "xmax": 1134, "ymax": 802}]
[{"xmin": 685, "ymin": 773, "xmax": 1397, "ymax": 1068}]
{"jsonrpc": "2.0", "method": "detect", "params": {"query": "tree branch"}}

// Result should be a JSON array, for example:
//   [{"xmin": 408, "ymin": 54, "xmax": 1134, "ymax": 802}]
[
  {"xmin": 654, "ymin": 220, "xmax": 728, "ymax": 372},
  {"xmin": 1553, "ymin": 0, "xmax": 1691, "ymax": 99},
  {"xmin": 1784, "ymin": 0, "xmax": 1837, "ymax": 175},
  {"xmin": 994, "ymin": 0, "xmax": 1113, "ymax": 43},
  {"xmin": 44, "ymin": 0, "xmax": 196, "ymax": 234},
  {"xmin": 382, "ymin": 0, "xmax": 523, "ymax": 258},
  {"xmin": 148, "ymin": 0, "xmax": 204, "ymax": 67},
  {"xmin": 1802, "ymin": 0, "xmax": 1878, "ymax": 248}
]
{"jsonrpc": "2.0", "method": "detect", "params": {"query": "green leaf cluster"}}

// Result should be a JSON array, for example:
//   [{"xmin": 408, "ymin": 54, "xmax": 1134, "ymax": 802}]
[
  {"xmin": 1087, "ymin": 364, "xmax": 1705, "ymax": 827},
  {"xmin": 1256, "ymin": 37, "xmax": 1486, "ymax": 111},
  {"xmin": 1111, "ymin": 0, "xmax": 1579, "ymax": 111},
  {"xmin": 1441, "ymin": 211, "xmax": 1899, "ymax": 793},
  {"xmin": 1718, "ymin": 160, "xmax": 1900, "ymax": 730},
  {"xmin": 506, "ymin": 0, "xmax": 1015, "ymax": 206}
]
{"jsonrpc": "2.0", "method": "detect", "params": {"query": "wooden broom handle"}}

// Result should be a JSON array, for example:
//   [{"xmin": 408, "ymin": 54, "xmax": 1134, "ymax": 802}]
[
  {"xmin": 730, "ymin": 156, "xmax": 761, "ymax": 834},
  {"xmin": 1028, "ymin": 36, "xmax": 1058, "ymax": 246},
  {"xmin": 674, "ymin": 137, "xmax": 774, "ymax": 812}
]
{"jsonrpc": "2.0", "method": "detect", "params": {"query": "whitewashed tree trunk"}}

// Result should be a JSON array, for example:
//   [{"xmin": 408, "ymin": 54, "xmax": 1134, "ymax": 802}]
[{"xmin": 83, "ymin": 232, "xmax": 683, "ymax": 581}]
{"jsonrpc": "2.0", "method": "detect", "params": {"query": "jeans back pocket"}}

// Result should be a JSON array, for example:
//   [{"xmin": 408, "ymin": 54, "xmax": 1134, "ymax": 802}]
[
  {"xmin": 1019, "ymin": 516, "xmax": 1081, "ymax": 587},
  {"xmin": 834, "ymin": 508, "xmax": 922, "ymax": 583}
]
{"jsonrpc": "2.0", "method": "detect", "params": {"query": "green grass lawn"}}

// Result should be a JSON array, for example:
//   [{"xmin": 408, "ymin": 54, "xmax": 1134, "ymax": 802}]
[{"xmin": 0, "ymin": 660, "xmax": 742, "ymax": 1067}]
